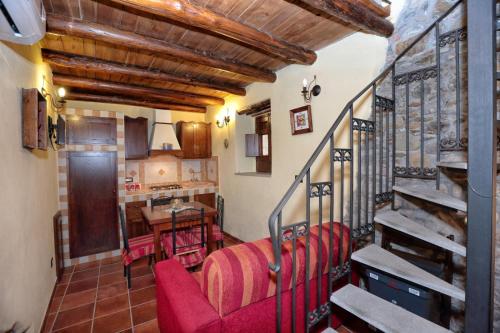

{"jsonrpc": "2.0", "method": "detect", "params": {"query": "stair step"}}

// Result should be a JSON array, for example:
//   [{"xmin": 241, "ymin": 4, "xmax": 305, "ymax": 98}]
[
  {"xmin": 375, "ymin": 211, "xmax": 466, "ymax": 256},
  {"xmin": 321, "ymin": 329, "xmax": 338, "ymax": 333},
  {"xmin": 437, "ymin": 161, "xmax": 500, "ymax": 170},
  {"xmin": 393, "ymin": 185, "xmax": 467, "ymax": 212},
  {"xmin": 352, "ymin": 244, "xmax": 465, "ymax": 301},
  {"xmin": 331, "ymin": 285, "xmax": 453, "ymax": 333}
]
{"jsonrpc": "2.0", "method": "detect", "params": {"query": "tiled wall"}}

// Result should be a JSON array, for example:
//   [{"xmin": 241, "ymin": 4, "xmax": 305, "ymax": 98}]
[
  {"xmin": 58, "ymin": 108, "xmax": 126, "ymax": 267},
  {"xmin": 125, "ymin": 155, "xmax": 218, "ymax": 186}
]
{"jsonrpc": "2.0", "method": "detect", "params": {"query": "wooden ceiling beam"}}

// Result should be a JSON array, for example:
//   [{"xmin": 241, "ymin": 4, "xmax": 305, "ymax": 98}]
[
  {"xmin": 353, "ymin": 0, "xmax": 391, "ymax": 18},
  {"xmin": 46, "ymin": 14, "xmax": 276, "ymax": 83},
  {"xmin": 65, "ymin": 91, "xmax": 206, "ymax": 113},
  {"xmin": 284, "ymin": 0, "xmax": 394, "ymax": 37},
  {"xmin": 42, "ymin": 50, "xmax": 246, "ymax": 96},
  {"xmin": 104, "ymin": 0, "xmax": 317, "ymax": 65},
  {"xmin": 53, "ymin": 74, "xmax": 224, "ymax": 106}
]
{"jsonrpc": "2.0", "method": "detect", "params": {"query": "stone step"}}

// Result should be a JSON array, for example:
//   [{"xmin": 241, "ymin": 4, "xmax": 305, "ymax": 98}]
[
  {"xmin": 393, "ymin": 185, "xmax": 467, "ymax": 212},
  {"xmin": 352, "ymin": 244, "xmax": 465, "ymax": 301},
  {"xmin": 321, "ymin": 328, "xmax": 338, "ymax": 333},
  {"xmin": 331, "ymin": 285, "xmax": 453, "ymax": 333},
  {"xmin": 437, "ymin": 161, "xmax": 500, "ymax": 170},
  {"xmin": 375, "ymin": 211, "xmax": 466, "ymax": 256}
]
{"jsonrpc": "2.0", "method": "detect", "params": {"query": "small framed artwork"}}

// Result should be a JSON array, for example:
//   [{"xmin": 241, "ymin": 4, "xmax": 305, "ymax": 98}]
[{"xmin": 289, "ymin": 105, "xmax": 313, "ymax": 135}]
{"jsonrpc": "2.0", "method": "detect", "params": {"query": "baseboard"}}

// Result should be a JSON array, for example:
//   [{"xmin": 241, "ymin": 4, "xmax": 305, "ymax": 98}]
[{"xmin": 222, "ymin": 231, "xmax": 244, "ymax": 244}]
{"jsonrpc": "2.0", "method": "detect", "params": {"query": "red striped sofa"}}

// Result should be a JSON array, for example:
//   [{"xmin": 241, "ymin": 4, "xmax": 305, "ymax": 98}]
[{"xmin": 155, "ymin": 223, "xmax": 352, "ymax": 333}]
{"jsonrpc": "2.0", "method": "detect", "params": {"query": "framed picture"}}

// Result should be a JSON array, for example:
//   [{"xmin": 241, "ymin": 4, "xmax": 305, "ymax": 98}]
[{"xmin": 289, "ymin": 105, "xmax": 313, "ymax": 135}]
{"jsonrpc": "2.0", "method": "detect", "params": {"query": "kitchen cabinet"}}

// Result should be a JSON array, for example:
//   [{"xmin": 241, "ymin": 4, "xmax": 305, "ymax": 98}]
[
  {"xmin": 176, "ymin": 121, "xmax": 212, "ymax": 159},
  {"xmin": 67, "ymin": 116, "xmax": 117, "ymax": 145},
  {"xmin": 125, "ymin": 200, "xmax": 148, "ymax": 238},
  {"xmin": 194, "ymin": 193, "xmax": 216, "ymax": 209},
  {"xmin": 67, "ymin": 151, "xmax": 119, "ymax": 258},
  {"xmin": 125, "ymin": 116, "xmax": 148, "ymax": 159}
]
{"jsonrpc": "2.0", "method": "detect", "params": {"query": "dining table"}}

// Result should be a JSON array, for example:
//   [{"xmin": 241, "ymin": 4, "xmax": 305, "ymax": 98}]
[{"xmin": 141, "ymin": 201, "xmax": 218, "ymax": 262}]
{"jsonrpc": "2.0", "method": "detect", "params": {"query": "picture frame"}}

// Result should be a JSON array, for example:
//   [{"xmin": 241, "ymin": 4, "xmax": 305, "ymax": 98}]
[{"xmin": 289, "ymin": 105, "xmax": 313, "ymax": 135}]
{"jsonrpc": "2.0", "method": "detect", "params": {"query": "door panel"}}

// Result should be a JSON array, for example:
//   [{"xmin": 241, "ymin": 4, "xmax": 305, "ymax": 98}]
[
  {"xmin": 68, "ymin": 151, "xmax": 119, "ymax": 258},
  {"xmin": 67, "ymin": 116, "xmax": 117, "ymax": 145}
]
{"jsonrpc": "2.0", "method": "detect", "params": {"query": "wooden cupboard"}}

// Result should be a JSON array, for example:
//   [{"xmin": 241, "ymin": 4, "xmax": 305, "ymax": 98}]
[
  {"xmin": 176, "ymin": 121, "xmax": 212, "ymax": 159},
  {"xmin": 67, "ymin": 116, "xmax": 117, "ymax": 145},
  {"xmin": 125, "ymin": 200, "xmax": 148, "ymax": 239},
  {"xmin": 67, "ymin": 151, "xmax": 119, "ymax": 258},
  {"xmin": 194, "ymin": 193, "xmax": 216, "ymax": 208},
  {"xmin": 125, "ymin": 116, "xmax": 148, "ymax": 159},
  {"xmin": 22, "ymin": 88, "xmax": 47, "ymax": 150}
]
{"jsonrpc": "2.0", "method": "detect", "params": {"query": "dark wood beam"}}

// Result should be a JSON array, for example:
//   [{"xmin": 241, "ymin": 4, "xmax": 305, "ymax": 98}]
[
  {"xmin": 104, "ymin": 0, "xmax": 317, "ymax": 65},
  {"xmin": 53, "ymin": 74, "xmax": 224, "ymax": 107},
  {"xmin": 284, "ymin": 0, "xmax": 394, "ymax": 37},
  {"xmin": 42, "ymin": 50, "xmax": 246, "ymax": 96},
  {"xmin": 65, "ymin": 92, "xmax": 206, "ymax": 113},
  {"xmin": 46, "ymin": 14, "xmax": 276, "ymax": 83},
  {"xmin": 238, "ymin": 99, "xmax": 271, "ymax": 116}
]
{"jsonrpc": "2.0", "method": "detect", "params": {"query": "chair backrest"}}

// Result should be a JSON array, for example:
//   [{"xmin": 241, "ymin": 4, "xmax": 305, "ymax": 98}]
[
  {"xmin": 151, "ymin": 195, "xmax": 173, "ymax": 208},
  {"xmin": 171, "ymin": 207, "xmax": 205, "ymax": 255},
  {"xmin": 118, "ymin": 205, "xmax": 129, "ymax": 251},
  {"xmin": 216, "ymin": 195, "xmax": 224, "ymax": 231}
]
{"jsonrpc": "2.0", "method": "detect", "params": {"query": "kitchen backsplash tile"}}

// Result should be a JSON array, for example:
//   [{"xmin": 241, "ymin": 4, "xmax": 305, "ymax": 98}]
[
  {"xmin": 181, "ymin": 160, "xmax": 201, "ymax": 182},
  {"xmin": 125, "ymin": 155, "xmax": 218, "ymax": 186}
]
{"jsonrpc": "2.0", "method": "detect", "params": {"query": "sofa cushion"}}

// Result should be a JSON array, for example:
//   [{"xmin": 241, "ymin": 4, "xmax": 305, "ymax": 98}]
[{"xmin": 200, "ymin": 222, "xmax": 349, "ymax": 317}]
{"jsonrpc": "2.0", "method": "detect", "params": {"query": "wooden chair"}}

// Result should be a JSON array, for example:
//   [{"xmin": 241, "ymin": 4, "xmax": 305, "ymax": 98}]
[
  {"xmin": 161, "ymin": 207, "xmax": 207, "ymax": 269},
  {"xmin": 215, "ymin": 194, "xmax": 225, "ymax": 248},
  {"xmin": 118, "ymin": 205, "xmax": 156, "ymax": 288}
]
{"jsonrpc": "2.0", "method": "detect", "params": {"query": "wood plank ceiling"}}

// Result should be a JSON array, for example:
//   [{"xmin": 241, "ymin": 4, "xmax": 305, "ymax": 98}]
[{"xmin": 41, "ymin": 0, "xmax": 393, "ymax": 112}]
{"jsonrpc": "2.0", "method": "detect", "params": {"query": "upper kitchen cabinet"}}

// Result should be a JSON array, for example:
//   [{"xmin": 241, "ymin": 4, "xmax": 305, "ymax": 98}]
[
  {"xmin": 67, "ymin": 116, "xmax": 117, "ymax": 145},
  {"xmin": 176, "ymin": 121, "xmax": 212, "ymax": 159},
  {"xmin": 125, "ymin": 116, "xmax": 148, "ymax": 160}
]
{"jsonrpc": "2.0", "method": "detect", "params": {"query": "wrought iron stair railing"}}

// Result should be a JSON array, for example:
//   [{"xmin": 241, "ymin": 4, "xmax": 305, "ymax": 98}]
[{"xmin": 267, "ymin": 1, "xmax": 468, "ymax": 332}]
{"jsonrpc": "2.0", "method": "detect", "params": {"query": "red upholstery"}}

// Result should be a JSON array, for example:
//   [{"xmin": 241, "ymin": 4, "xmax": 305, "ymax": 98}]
[
  {"xmin": 161, "ymin": 231, "xmax": 207, "ymax": 268},
  {"xmin": 121, "ymin": 234, "xmax": 155, "ymax": 266},
  {"xmin": 155, "ymin": 222, "xmax": 354, "ymax": 333}
]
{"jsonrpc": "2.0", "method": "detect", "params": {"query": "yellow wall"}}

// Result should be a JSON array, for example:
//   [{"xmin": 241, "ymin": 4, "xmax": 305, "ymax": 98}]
[
  {"xmin": 0, "ymin": 42, "xmax": 58, "ymax": 332},
  {"xmin": 207, "ymin": 33, "xmax": 388, "ymax": 242}
]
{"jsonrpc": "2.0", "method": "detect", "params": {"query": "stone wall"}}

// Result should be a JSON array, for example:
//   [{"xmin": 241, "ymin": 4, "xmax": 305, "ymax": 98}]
[{"xmin": 370, "ymin": 0, "xmax": 500, "ymax": 331}]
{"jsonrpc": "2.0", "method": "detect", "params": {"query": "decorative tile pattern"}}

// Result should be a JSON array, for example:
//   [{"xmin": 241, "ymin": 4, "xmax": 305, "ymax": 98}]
[{"xmin": 57, "ymin": 108, "xmax": 126, "ymax": 267}]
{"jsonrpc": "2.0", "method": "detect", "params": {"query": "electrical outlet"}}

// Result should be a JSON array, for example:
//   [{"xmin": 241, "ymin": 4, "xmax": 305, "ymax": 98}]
[{"xmin": 50, "ymin": 257, "xmax": 54, "ymax": 268}]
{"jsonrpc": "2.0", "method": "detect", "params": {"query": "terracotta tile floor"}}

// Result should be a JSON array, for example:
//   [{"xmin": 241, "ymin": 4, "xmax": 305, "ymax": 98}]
[
  {"xmin": 43, "ymin": 237, "xmax": 242, "ymax": 333},
  {"xmin": 43, "ymin": 256, "xmax": 158, "ymax": 333}
]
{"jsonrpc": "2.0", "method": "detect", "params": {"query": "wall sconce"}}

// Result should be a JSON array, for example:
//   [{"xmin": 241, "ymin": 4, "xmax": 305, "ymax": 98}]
[
  {"xmin": 41, "ymin": 75, "xmax": 66, "ymax": 112},
  {"xmin": 216, "ymin": 108, "xmax": 231, "ymax": 149},
  {"xmin": 301, "ymin": 75, "xmax": 321, "ymax": 104},
  {"xmin": 216, "ymin": 113, "xmax": 230, "ymax": 128}
]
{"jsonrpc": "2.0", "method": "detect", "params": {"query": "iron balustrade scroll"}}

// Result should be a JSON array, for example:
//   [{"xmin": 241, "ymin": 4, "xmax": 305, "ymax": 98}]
[{"xmin": 267, "ymin": 1, "xmax": 466, "ymax": 332}]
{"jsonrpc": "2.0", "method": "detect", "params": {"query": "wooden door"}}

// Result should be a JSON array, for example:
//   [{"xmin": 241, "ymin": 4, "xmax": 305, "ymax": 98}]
[
  {"xmin": 125, "ymin": 116, "xmax": 148, "ymax": 159},
  {"xmin": 68, "ymin": 151, "xmax": 119, "ymax": 258}
]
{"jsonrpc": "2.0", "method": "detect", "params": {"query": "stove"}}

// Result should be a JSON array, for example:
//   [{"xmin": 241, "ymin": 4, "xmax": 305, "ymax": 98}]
[{"xmin": 149, "ymin": 184, "xmax": 183, "ymax": 191}]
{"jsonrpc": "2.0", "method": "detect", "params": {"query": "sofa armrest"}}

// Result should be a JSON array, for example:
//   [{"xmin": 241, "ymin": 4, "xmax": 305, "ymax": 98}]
[{"xmin": 155, "ymin": 260, "xmax": 221, "ymax": 333}]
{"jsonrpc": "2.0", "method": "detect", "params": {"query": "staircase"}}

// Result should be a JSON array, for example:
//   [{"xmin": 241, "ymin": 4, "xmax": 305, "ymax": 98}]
[{"xmin": 267, "ymin": 1, "xmax": 497, "ymax": 332}]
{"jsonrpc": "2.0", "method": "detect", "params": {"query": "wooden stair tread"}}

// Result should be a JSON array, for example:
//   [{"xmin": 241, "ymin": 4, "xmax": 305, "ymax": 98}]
[
  {"xmin": 375, "ymin": 211, "xmax": 466, "ymax": 256},
  {"xmin": 331, "ymin": 285, "xmax": 453, "ymax": 333},
  {"xmin": 352, "ymin": 244, "xmax": 465, "ymax": 301},
  {"xmin": 393, "ymin": 185, "xmax": 467, "ymax": 212}
]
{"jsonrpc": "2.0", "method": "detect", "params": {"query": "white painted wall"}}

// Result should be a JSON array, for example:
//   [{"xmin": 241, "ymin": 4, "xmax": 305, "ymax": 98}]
[{"xmin": 207, "ymin": 32, "xmax": 389, "ymax": 242}]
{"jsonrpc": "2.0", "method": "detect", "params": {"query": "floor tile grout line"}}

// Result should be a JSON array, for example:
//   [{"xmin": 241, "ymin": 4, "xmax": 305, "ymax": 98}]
[
  {"xmin": 90, "ymin": 259, "xmax": 102, "ymax": 333},
  {"xmin": 133, "ymin": 317, "xmax": 157, "ymax": 329},
  {"xmin": 127, "ymin": 266, "xmax": 135, "ymax": 333},
  {"xmin": 49, "ymin": 268, "xmax": 73, "ymax": 332}
]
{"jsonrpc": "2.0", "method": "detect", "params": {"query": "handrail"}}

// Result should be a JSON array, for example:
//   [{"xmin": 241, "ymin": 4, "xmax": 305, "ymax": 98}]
[{"xmin": 267, "ymin": 0, "xmax": 463, "ymax": 273}]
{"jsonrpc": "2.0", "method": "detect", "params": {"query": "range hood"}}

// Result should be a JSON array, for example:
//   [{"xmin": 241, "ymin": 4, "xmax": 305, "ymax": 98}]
[{"xmin": 149, "ymin": 110, "xmax": 181, "ymax": 152}]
